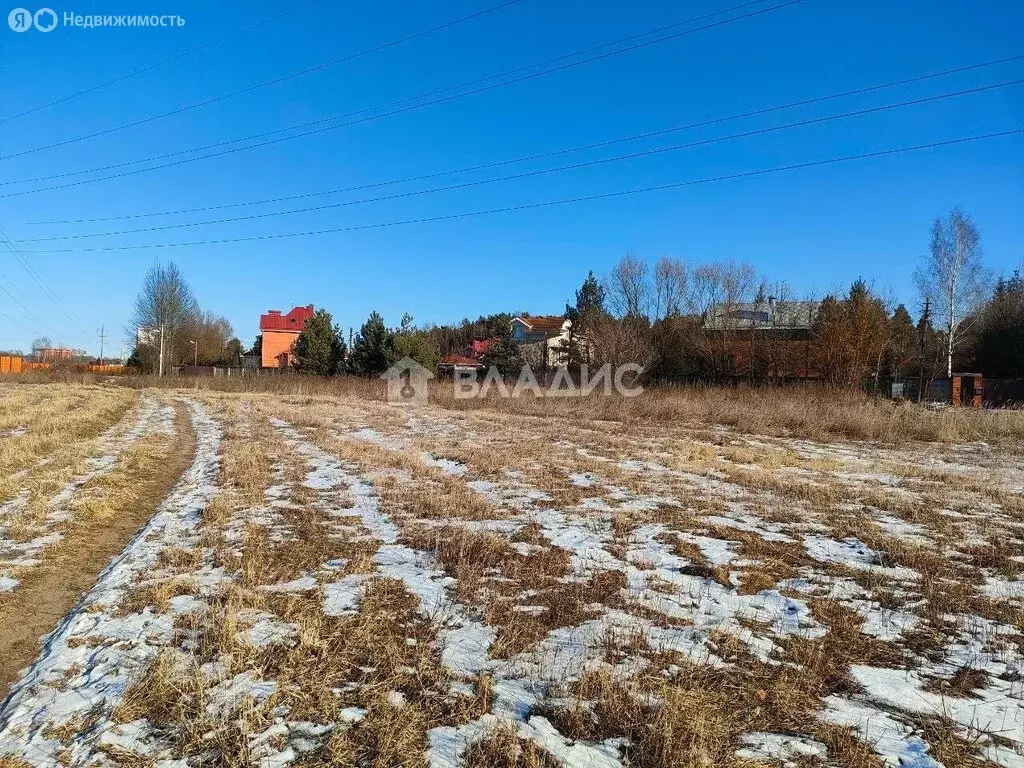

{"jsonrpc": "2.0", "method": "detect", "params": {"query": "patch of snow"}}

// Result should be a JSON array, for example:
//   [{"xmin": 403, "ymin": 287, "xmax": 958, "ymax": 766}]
[
  {"xmin": 0, "ymin": 399, "xmax": 222, "ymax": 766},
  {"xmin": 322, "ymin": 574, "xmax": 369, "ymax": 616},
  {"xmin": 981, "ymin": 575, "xmax": 1024, "ymax": 602},
  {"xmin": 205, "ymin": 672, "xmax": 278, "ymax": 718},
  {"xmin": 237, "ymin": 611, "xmax": 299, "ymax": 649},
  {"xmin": 569, "ymin": 472, "xmax": 598, "ymax": 488},
  {"xmin": 440, "ymin": 622, "xmax": 496, "ymax": 677},
  {"xmin": 521, "ymin": 716, "xmax": 625, "ymax": 767},
  {"xmin": 678, "ymin": 532, "xmax": 740, "ymax": 566},
  {"xmin": 339, "ymin": 706, "xmax": 367, "ymax": 723},
  {"xmin": 422, "ymin": 453, "xmax": 468, "ymax": 476},
  {"xmin": 260, "ymin": 575, "xmax": 319, "ymax": 593},
  {"xmin": 736, "ymin": 732, "xmax": 828, "ymax": 764},
  {"xmin": 804, "ymin": 535, "xmax": 920, "ymax": 581},
  {"xmin": 820, "ymin": 696, "xmax": 941, "ymax": 768},
  {"xmin": 849, "ymin": 664, "xmax": 1024, "ymax": 748}
]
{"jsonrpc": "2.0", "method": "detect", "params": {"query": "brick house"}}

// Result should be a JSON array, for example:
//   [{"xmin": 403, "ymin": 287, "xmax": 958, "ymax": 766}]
[{"xmin": 260, "ymin": 305, "xmax": 315, "ymax": 369}]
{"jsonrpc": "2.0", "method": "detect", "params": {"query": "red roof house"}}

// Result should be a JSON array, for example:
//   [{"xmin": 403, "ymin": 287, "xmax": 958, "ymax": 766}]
[{"xmin": 259, "ymin": 305, "xmax": 314, "ymax": 369}]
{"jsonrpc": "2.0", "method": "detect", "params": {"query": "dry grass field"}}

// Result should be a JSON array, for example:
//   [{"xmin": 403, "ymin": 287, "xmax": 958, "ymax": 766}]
[{"xmin": 0, "ymin": 380, "xmax": 1022, "ymax": 767}]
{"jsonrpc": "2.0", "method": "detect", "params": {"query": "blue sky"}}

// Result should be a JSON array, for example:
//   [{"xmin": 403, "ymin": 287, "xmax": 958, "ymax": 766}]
[{"xmin": 0, "ymin": 0, "xmax": 1021, "ymax": 355}]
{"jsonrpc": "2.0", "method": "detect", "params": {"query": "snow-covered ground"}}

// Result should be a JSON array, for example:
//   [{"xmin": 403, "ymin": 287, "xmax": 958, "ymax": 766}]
[
  {"xmin": 0, "ymin": 398, "xmax": 221, "ymax": 765},
  {"xmin": 0, "ymin": 396, "xmax": 175, "ymax": 594},
  {"xmin": 0, "ymin": 390, "xmax": 1020, "ymax": 767}
]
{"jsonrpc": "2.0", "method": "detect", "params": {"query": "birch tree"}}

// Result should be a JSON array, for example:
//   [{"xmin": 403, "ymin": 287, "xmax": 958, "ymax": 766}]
[{"xmin": 914, "ymin": 208, "xmax": 989, "ymax": 377}]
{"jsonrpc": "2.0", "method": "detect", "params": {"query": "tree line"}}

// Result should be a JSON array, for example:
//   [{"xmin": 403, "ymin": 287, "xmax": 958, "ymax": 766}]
[
  {"xmin": 128, "ymin": 262, "xmax": 242, "ymax": 370},
  {"xmin": 128, "ymin": 207, "xmax": 1022, "ymax": 389},
  {"xmin": 300, "ymin": 207, "xmax": 1019, "ymax": 390}
]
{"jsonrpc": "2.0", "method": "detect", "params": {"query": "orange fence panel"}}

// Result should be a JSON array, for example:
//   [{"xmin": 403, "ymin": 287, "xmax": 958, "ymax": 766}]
[{"xmin": 0, "ymin": 355, "xmax": 24, "ymax": 374}]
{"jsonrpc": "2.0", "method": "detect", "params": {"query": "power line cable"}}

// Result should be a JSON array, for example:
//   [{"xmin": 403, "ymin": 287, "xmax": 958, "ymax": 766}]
[
  {"xmin": 0, "ymin": 250, "xmax": 74, "ymax": 339},
  {"xmin": 28, "ymin": 53, "xmax": 1023, "ymax": 225},
  {"xmin": 22, "ymin": 79, "xmax": 1020, "ymax": 242},
  {"xmin": 0, "ymin": 306, "xmax": 48, "ymax": 337},
  {"xmin": 20, "ymin": 128, "xmax": 1022, "ymax": 253},
  {"xmin": 0, "ymin": 0, "xmax": 328, "ymax": 126},
  {"xmin": 0, "ymin": 0, "xmax": 806, "ymax": 197},
  {"xmin": 0, "ymin": 268, "xmax": 64, "ymax": 335},
  {"xmin": 0, "ymin": 0, "xmax": 525, "ymax": 160},
  {"xmin": 0, "ymin": 222, "xmax": 89, "ymax": 328}
]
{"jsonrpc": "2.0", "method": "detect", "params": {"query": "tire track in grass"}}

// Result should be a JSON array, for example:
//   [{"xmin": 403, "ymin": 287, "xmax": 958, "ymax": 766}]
[
  {"xmin": 0, "ymin": 399, "xmax": 221, "ymax": 765},
  {"xmin": 0, "ymin": 395, "xmax": 174, "ymax": 594}
]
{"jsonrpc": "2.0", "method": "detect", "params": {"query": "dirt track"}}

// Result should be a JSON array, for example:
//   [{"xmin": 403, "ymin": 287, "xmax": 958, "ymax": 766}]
[{"xmin": 0, "ymin": 399, "xmax": 195, "ymax": 696}]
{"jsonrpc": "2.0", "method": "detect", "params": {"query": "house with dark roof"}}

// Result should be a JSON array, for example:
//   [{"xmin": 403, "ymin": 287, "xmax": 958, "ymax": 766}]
[
  {"xmin": 259, "ymin": 305, "xmax": 314, "ymax": 368},
  {"xmin": 703, "ymin": 300, "xmax": 818, "ymax": 331},
  {"xmin": 703, "ymin": 300, "xmax": 820, "ymax": 380}
]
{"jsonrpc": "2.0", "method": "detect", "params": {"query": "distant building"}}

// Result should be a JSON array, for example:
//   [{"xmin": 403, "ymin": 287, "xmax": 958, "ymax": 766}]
[
  {"xmin": 34, "ymin": 347, "xmax": 77, "ymax": 363},
  {"xmin": 703, "ymin": 300, "xmax": 818, "ymax": 331},
  {"xmin": 438, "ymin": 339, "xmax": 494, "ymax": 377},
  {"xmin": 511, "ymin": 315, "xmax": 572, "ymax": 369},
  {"xmin": 259, "ymin": 305, "xmax": 314, "ymax": 369},
  {"xmin": 703, "ymin": 300, "xmax": 820, "ymax": 380}
]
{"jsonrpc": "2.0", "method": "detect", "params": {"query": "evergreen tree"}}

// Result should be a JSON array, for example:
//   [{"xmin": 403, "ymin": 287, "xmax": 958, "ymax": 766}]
[
  {"xmin": 887, "ymin": 305, "xmax": 916, "ymax": 377},
  {"xmin": 348, "ymin": 311, "xmax": 395, "ymax": 375},
  {"xmin": 480, "ymin": 322, "xmax": 523, "ymax": 377},
  {"xmin": 293, "ymin": 309, "xmax": 345, "ymax": 375},
  {"xmin": 562, "ymin": 270, "xmax": 608, "ymax": 367},
  {"xmin": 391, "ymin": 313, "xmax": 440, "ymax": 370},
  {"xmin": 977, "ymin": 271, "xmax": 1024, "ymax": 376}
]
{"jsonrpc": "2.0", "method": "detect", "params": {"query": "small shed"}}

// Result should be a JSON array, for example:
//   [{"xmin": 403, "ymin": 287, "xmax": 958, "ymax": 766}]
[{"xmin": 951, "ymin": 373, "xmax": 983, "ymax": 408}]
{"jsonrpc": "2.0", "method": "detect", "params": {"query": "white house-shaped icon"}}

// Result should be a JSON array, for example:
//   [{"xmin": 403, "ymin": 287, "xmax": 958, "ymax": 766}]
[{"xmin": 381, "ymin": 357, "xmax": 434, "ymax": 406}]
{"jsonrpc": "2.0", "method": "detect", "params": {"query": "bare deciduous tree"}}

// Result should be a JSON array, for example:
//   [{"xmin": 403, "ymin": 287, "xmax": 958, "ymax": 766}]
[
  {"xmin": 914, "ymin": 208, "xmax": 990, "ymax": 377},
  {"xmin": 688, "ymin": 260, "xmax": 758, "ymax": 379},
  {"xmin": 605, "ymin": 253, "xmax": 649, "ymax": 319},
  {"xmin": 653, "ymin": 256, "xmax": 687, "ymax": 320},
  {"xmin": 131, "ymin": 261, "xmax": 200, "ymax": 366}
]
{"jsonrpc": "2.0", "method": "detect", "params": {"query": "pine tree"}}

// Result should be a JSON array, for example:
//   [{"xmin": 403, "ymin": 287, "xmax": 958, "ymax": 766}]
[
  {"xmin": 348, "ymin": 311, "xmax": 395, "ymax": 375},
  {"xmin": 480, "ymin": 322, "xmax": 523, "ymax": 377},
  {"xmin": 293, "ymin": 309, "xmax": 345, "ymax": 375},
  {"xmin": 978, "ymin": 271, "xmax": 1024, "ymax": 376},
  {"xmin": 562, "ymin": 270, "xmax": 608, "ymax": 367},
  {"xmin": 391, "ymin": 313, "xmax": 440, "ymax": 370},
  {"xmin": 888, "ymin": 305, "xmax": 916, "ymax": 378}
]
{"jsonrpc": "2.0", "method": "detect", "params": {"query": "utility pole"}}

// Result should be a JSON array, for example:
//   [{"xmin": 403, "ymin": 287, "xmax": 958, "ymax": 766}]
[
  {"xmin": 917, "ymin": 298, "xmax": 930, "ymax": 403},
  {"xmin": 97, "ymin": 326, "xmax": 106, "ymax": 366},
  {"xmin": 158, "ymin": 324, "xmax": 165, "ymax": 377}
]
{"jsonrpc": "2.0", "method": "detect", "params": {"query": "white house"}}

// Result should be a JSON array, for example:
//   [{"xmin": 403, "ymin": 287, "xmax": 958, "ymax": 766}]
[{"xmin": 510, "ymin": 315, "xmax": 572, "ymax": 368}]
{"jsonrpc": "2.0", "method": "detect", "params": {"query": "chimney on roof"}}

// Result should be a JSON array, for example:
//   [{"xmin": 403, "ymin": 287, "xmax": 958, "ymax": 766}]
[{"xmin": 268, "ymin": 310, "xmax": 281, "ymax": 315}]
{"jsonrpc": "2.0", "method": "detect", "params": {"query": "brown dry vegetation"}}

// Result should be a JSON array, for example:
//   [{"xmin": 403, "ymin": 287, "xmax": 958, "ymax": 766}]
[
  {"xmin": 94, "ymin": 371, "xmax": 1024, "ymax": 446},
  {"xmin": 0, "ymin": 381, "xmax": 1021, "ymax": 767},
  {"xmin": 0, "ymin": 396, "xmax": 194, "ymax": 693}
]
